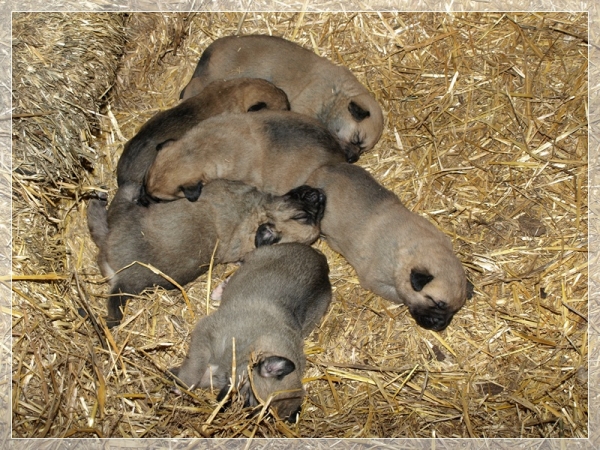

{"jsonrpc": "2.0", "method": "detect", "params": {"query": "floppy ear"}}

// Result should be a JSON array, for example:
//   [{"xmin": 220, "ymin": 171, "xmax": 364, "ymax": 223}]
[
  {"xmin": 410, "ymin": 269, "xmax": 434, "ymax": 292},
  {"xmin": 247, "ymin": 101, "xmax": 267, "ymax": 112},
  {"xmin": 180, "ymin": 182, "xmax": 203, "ymax": 202},
  {"xmin": 254, "ymin": 223, "xmax": 281, "ymax": 247},
  {"xmin": 348, "ymin": 101, "xmax": 371, "ymax": 122},
  {"xmin": 257, "ymin": 356, "xmax": 296, "ymax": 380}
]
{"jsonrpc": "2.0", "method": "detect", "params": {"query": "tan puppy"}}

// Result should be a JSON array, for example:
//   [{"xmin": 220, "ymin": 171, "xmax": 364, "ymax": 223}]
[
  {"xmin": 117, "ymin": 78, "xmax": 289, "ymax": 186},
  {"xmin": 141, "ymin": 110, "xmax": 346, "ymax": 204},
  {"xmin": 306, "ymin": 163, "xmax": 470, "ymax": 331},
  {"xmin": 180, "ymin": 35, "xmax": 384, "ymax": 163},
  {"xmin": 170, "ymin": 243, "xmax": 332, "ymax": 422},
  {"xmin": 87, "ymin": 181, "xmax": 326, "ymax": 328}
]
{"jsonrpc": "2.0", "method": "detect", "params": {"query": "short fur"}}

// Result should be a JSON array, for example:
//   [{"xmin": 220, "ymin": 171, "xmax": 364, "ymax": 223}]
[
  {"xmin": 116, "ymin": 78, "xmax": 290, "ymax": 186},
  {"xmin": 170, "ymin": 243, "xmax": 332, "ymax": 422},
  {"xmin": 180, "ymin": 35, "xmax": 384, "ymax": 163},
  {"xmin": 306, "ymin": 163, "xmax": 469, "ymax": 331},
  {"xmin": 142, "ymin": 110, "xmax": 346, "ymax": 203},
  {"xmin": 87, "ymin": 180, "xmax": 326, "ymax": 328}
]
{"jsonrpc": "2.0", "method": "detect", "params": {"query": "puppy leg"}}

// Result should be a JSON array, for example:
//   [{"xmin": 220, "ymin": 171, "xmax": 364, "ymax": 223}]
[
  {"xmin": 87, "ymin": 198, "xmax": 109, "ymax": 248},
  {"xmin": 105, "ymin": 284, "xmax": 132, "ymax": 328},
  {"xmin": 170, "ymin": 341, "xmax": 212, "ymax": 390},
  {"xmin": 300, "ymin": 289, "xmax": 332, "ymax": 337}
]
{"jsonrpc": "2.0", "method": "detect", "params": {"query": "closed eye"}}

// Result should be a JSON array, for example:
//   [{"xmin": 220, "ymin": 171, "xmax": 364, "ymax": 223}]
[
  {"xmin": 292, "ymin": 213, "xmax": 310, "ymax": 223},
  {"xmin": 427, "ymin": 296, "xmax": 447, "ymax": 310}
]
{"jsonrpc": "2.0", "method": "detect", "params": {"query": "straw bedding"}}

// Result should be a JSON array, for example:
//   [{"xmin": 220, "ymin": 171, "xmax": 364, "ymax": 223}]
[{"xmin": 11, "ymin": 12, "xmax": 588, "ymax": 440}]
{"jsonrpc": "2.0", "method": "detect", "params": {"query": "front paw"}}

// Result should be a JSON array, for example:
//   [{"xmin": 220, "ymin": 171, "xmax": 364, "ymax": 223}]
[{"xmin": 167, "ymin": 367, "xmax": 183, "ymax": 395}]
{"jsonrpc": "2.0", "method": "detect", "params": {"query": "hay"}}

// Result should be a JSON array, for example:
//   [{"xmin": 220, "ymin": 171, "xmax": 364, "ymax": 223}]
[{"xmin": 11, "ymin": 12, "xmax": 588, "ymax": 440}]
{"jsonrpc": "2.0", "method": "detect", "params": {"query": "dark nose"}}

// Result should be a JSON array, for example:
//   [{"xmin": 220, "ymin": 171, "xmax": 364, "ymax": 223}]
[
  {"xmin": 413, "ymin": 313, "xmax": 452, "ymax": 332},
  {"xmin": 346, "ymin": 153, "xmax": 359, "ymax": 163}
]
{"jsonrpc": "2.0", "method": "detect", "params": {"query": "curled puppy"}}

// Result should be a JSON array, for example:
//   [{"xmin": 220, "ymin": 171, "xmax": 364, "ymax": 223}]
[
  {"xmin": 180, "ymin": 35, "xmax": 384, "ymax": 163},
  {"xmin": 306, "ymin": 163, "xmax": 470, "ymax": 331},
  {"xmin": 87, "ymin": 180, "xmax": 326, "ymax": 328},
  {"xmin": 117, "ymin": 78, "xmax": 290, "ymax": 186},
  {"xmin": 170, "ymin": 243, "xmax": 332, "ymax": 422},
  {"xmin": 142, "ymin": 110, "xmax": 346, "ymax": 204}
]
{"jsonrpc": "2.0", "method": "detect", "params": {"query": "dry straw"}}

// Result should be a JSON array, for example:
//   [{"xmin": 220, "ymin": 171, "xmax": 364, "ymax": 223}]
[{"xmin": 11, "ymin": 12, "xmax": 587, "ymax": 439}]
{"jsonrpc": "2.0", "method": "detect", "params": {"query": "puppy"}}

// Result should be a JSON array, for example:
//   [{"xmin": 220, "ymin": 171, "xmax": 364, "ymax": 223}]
[
  {"xmin": 87, "ymin": 180, "xmax": 326, "ymax": 328},
  {"xmin": 117, "ymin": 78, "xmax": 290, "ymax": 186},
  {"xmin": 306, "ymin": 163, "xmax": 470, "ymax": 331},
  {"xmin": 170, "ymin": 243, "xmax": 332, "ymax": 422},
  {"xmin": 142, "ymin": 110, "xmax": 346, "ymax": 204},
  {"xmin": 180, "ymin": 35, "xmax": 384, "ymax": 163}
]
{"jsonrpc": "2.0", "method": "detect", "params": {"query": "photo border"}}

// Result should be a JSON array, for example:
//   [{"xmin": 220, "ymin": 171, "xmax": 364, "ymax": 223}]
[{"xmin": 1, "ymin": 2, "xmax": 596, "ymax": 449}]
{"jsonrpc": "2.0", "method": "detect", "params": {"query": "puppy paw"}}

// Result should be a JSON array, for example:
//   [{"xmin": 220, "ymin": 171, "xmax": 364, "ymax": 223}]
[
  {"xmin": 211, "ymin": 278, "xmax": 230, "ymax": 301},
  {"xmin": 104, "ymin": 316, "xmax": 121, "ymax": 329},
  {"xmin": 167, "ymin": 367, "xmax": 183, "ymax": 394}
]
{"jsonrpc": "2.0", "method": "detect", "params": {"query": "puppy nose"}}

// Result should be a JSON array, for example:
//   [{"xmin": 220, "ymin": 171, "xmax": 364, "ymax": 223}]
[
  {"xmin": 416, "ymin": 314, "xmax": 452, "ymax": 331},
  {"xmin": 346, "ymin": 153, "xmax": 359, "ymax": 163}
]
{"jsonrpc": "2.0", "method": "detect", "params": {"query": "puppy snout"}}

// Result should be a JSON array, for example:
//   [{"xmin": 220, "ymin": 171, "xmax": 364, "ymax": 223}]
[
  {"xmin": 343, "ymin": 143, "xmax": 361, "ymax": 163},
  {"xmin": 345, "ymin": 152, "xmax": 359, "ymax": 163},
  {"xmin": 410, "ymin": 308, "xmax": 453, "ymax": 332}
]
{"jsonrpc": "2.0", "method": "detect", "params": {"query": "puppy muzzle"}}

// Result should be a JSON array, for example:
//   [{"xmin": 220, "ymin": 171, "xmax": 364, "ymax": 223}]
[
  {"xmin": 343, "ymin": 143, "xmax": 362, "ymax": 163},
  {"xmin": 284, "ymin": 185, "xmax": 327, "ymax": 224},
  {"xmin": 410, "ymin": 308, "xmax": 454, "ymax": 332}
]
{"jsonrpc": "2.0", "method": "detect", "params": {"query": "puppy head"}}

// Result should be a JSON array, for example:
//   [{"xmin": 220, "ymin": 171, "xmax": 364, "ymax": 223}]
[
  {"xmin": 186, "ymin": 78, "xmax": 290, "ymax": 113},
  {"xmin": 258, "ymin": 185, "xmax": 326, "ymax": 247},
  {"xmin": 399, "ymin": 260, "xmax": 470, "ymax": 332},
  {"xmin": 328, "ymin": 93, "xmax": 384, "ymax": 163},
  {"xmin": 235, "ymin": 354, "xmax": 304, "ymax": 423},
  {"xmin": 235, "ymin": 78, "xmax": 290, "ymax": 113}
]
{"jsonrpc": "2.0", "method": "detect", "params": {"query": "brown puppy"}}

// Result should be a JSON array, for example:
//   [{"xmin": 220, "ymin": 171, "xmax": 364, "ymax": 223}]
[
  {"xmin": 117, "ymin": 78, "xmax": 289, "ymax": 186},
  {"xmin": 180, "ymin": 35, "xmax": 384, "ymax": 163},
  {"xmin": 306, "ymin": 163, "xmax": 470, "ymax": 331},
  {"xmin": 87, "ymin": 180, "xmax": 326, "ymax": 328},
  {"xmin": 141, "ymin": 110, "xmax": 346, "ymax": 204},
  {"xmin": 170, "ymin": 243, "xmax": 331, "ymax": 422}
]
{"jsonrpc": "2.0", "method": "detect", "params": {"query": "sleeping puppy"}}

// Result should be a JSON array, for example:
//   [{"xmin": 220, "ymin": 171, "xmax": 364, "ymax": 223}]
[
  {"xmin": 169, "ymin": 243, "xmax": 332, "ymax": 422},
  {"xmin": 306, "ymin": 163, "xmax": 470, "ymax": 331},
  {"xmin": 180, "ymin": 35, "xmax": 384, "ymax": 163},
  {"xmin": 87, "ymin": 180, "xmax": 326, "ymax": 328},
  {"xmin": 117, "ymin": 78, "xmax": 289, "ymax": 186},
  {"xmin": 141, "ymin": 110, "xmax": 346, "ymax": 204}
]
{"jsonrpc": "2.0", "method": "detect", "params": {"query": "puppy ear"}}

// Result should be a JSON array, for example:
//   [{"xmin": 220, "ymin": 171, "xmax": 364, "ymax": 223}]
[
  {"xmin": 410, "ymin": 269, "xmax": 434, "ymax": 292},
  {"xmin": 255, "ymin": 223, "xmax": 282, "ymax": 247},
  {"xmin": 257, "ymin": 356, "xmax": 295, "ymax": 380},
  {"xmin": 247, "ymin": 101, "xmax": 267, "ymax": 112},
  {"xmin": 180, "ymin": 182, "xmax": 203, "ymax": 202},
  {"xmin": 348, "ymin": 101, "xmax": 370, "ymax": 122}
]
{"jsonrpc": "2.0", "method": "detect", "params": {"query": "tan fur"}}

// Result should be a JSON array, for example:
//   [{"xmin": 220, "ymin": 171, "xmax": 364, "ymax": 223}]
[
  {"xmin": 306, "ymin": 163, "xmax": 469, "ymax": 331},
  {"xmin": 170, "ymin": 243, "xmax": 331, "ymax": 422},
  {"xmin": 86, "ymin": 181, "xmax": 326, "ymax": 328},
  {"xmin": 180, "ymin": 35, "xmax": 384, "ymax": 162},
  {"xmin": 117, "ymin": 78, "xmax": 289, "ymax": 186},
  {"xmin": 142, "ymin": 110, "xmax": 346, "ymax": 203}
]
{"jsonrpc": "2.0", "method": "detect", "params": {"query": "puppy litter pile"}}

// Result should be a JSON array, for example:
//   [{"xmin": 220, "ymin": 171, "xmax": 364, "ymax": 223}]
[{"xmin": 11, "ymin": 12, "xmax": 588, "ymax": 440}]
